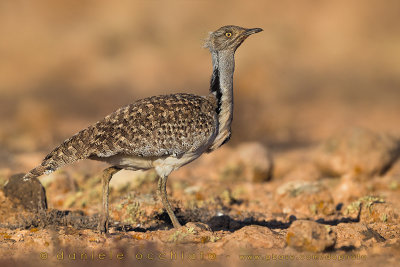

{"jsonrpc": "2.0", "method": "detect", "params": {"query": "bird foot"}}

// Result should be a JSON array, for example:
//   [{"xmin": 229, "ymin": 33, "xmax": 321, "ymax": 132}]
[{"xmin": 98, "ymin": 218, "xmax": 109, "ymax": 234}]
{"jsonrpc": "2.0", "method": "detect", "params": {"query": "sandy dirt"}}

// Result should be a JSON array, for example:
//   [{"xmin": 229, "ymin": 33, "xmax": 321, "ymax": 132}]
[{"xmin": 1, "ymin": 135, "xmax": 400, "ymax": 266}]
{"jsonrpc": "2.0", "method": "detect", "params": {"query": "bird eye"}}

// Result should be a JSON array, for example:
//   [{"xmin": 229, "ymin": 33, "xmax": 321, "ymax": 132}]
[{"xmin": 225, "ymin": 32, "xmax": 232, "ymax": 37}]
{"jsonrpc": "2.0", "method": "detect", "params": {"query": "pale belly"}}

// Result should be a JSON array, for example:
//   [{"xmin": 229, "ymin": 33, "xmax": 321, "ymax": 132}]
[{"xmin": 90, "ymin": 151, "xmax": 202, "ymax": 177}]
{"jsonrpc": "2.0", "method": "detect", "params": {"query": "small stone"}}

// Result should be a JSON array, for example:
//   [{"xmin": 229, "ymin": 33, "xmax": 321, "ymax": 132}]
[
  {"xmin": 276, "ymin": 180, "xmax": 335, "ymax": 217},
  {"xmin": 359, "ymin": 200, "xmax": 400, "ymax": 224},
  {"xmin": 236, "ymin": 142, "xmax": 274, "ymax": 182},
  {"xmin": 218, "ymin": 225, "xmax": 285, "ymax": 250},
  {"xmin": 3, "ymin": 173, "xmax": 47, "ymax": 211},
  {"xmin": 314, "ymin": 127, "xmax": 400, "ymax": 177},
  {"xmin": 160, "ymin": 222, "xmax": 214, "ymax": 244},
  {"xmin": 184, "ymin": 222, "xmax": 212, "ymax": 232},
  {"xmin": 282, "ymin": 162, "xmax": 322, "ymax": 182},
  {"xmin": 286, "ymin": 220, "xmax": 336, "ymax": 252}
]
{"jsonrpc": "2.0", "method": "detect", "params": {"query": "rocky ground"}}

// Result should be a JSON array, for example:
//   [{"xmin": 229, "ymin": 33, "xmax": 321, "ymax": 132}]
[{"xmin": 0, "ymin": 127, "xmax": 399, "ymax": 267}]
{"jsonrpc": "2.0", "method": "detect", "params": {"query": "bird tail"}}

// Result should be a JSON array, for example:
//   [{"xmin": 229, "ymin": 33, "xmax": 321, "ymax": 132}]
[
  {"xmin": 23, "ymin": 165, "xmax": 49, "ymax": 181},
  {"xmin": 23, "ymin": 128, "xmax": 94, "ymax": 181}
]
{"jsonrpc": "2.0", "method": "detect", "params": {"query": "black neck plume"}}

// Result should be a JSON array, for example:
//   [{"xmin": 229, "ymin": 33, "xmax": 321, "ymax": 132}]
[{"xmin": 210, "ymin": 51, "xmax": 223, "ymax": 114}]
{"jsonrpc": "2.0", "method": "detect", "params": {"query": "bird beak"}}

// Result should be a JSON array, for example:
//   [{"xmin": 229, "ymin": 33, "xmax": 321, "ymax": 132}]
[{"xmin": 244, "ymin": 28, "xmax": 263, "ymax": 36}]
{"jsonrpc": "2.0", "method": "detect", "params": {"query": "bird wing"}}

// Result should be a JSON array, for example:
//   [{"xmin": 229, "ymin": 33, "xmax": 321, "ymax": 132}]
[
  {"xmin": 36, "ymin": 93, "xmax": 217, "ymax": 174},
  {"xmin": 86, "ymin": 93, "xmax": 218, "ymax": 158}
]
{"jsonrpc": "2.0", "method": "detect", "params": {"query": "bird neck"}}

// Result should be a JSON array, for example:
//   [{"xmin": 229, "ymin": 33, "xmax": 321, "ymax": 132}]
[{"xmin": 209, "ymin": 50, "xmax": 235, "ymax": 150}]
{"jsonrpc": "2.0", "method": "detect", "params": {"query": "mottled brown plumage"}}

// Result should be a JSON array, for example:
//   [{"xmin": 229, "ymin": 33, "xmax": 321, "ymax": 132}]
[
  {"xmin": 26, "ymin": 93, "xmax": 217, "ymax": 177},
  {"xmin": 23, "ymin": 25, "xmax": 262, "ymax": 232}
]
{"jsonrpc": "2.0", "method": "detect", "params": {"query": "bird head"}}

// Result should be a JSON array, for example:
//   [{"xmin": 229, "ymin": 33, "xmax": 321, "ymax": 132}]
[{"xmin": 204, "ymin": 25, "xmax": 263, "ymax": 52}]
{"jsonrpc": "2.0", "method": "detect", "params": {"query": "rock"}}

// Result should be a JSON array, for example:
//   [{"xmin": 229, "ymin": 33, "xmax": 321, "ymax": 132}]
[
  {"xmin": 281, "ymin": 162, "xmax": 322, "ymax": 182},
  {"xmin": 314, "ymin": 127, "xmax": 400, "ymax": 177},
  {"xmin": 159, "ymin": 222, "xmax": 217, "ymax": 244},
  {"xmin": 286, "ymin": 220, "xmax": 336, "ymax": 252},
  {"xmin": 3, "ymin": 173, "xmax": 47, "ymax": 211},
  {"xmin": 185, "ymin": 221, "xmax": 212, "ymax": 232},
  {"xmin": 236, "ymin": 142, "xmax": 274, "ymax": 182},
  {"xmin": 361, "ymin": 200, "xmax": 399, "ymax": 224},
  {"xmin": 276, "ymin": 180, "xmax": 335, "ymax": 217},
  {"xmin": 342, "ymin": 196, "xmax": 400, "ymax": 223},
  {"xmin": 217, "ymin": 225, "xmax": 285, "ymax": 250},
  {"xmin": 194, "ymin": 142, "xmax": 273, "ymax": 183}
]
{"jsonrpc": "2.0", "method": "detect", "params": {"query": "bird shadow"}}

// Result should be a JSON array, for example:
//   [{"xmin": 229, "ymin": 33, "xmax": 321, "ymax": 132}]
[{"xmin": 115, "ymin": 207, "xmax": 361, "ymax": 233}]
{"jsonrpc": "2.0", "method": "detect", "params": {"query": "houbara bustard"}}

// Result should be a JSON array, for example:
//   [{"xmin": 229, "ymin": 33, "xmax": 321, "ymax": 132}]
[{"xmin": 22, "ymin": 25, "xmax": 262, "ymax": 233}]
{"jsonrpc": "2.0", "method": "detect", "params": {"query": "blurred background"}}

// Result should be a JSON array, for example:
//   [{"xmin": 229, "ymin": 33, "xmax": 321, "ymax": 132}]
[{"xmin": 0, "ymin": 0, "xmax": 400, "ymax": 170}]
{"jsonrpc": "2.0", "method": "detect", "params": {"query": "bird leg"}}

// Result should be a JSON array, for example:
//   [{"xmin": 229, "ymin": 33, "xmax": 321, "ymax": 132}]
[
  {"xmin": 98, "ymin": 166, "xmax": 121, "ymax": 234},
  {"xmin": 157, "ymin": 175, "xmax": 182, "ymax": 228}
]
